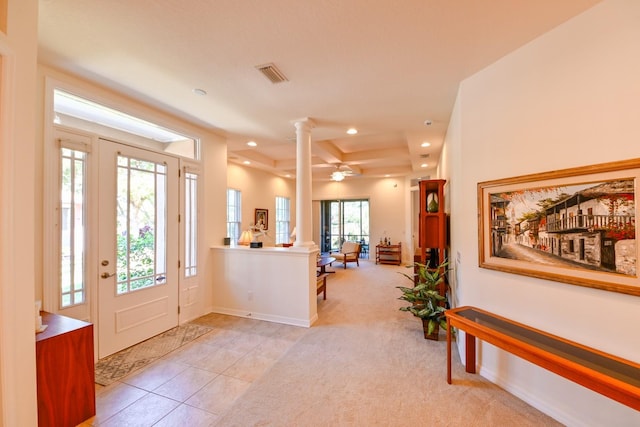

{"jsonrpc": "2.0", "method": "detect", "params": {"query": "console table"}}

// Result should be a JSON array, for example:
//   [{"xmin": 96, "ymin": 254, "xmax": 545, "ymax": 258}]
[
  {"xmin": 375, "ymin": 243, "xmax": 401, "ymax": 265},
  {"xmin": 445, "ymin": 306, "xmax": 640, "ymax": 411},
  {"xmin": 36, "ymin": 312, "xmax": 96, "ymax": 426}
]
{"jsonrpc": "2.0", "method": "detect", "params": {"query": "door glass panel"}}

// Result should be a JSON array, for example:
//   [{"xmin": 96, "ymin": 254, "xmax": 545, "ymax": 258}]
[
  {"xmin": 330, "ymin": 201, "xmax": 341, "ymax": 250},
  {"xmin": 116, "ymin": 155, "xmax": 167, "ymax": 294},
  {"xmin": 343, "ymin": 200, "xmax": 370, "ymax": 244}
]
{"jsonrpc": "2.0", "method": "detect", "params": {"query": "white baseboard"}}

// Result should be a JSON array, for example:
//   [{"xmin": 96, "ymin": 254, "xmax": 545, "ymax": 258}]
[
  {"xmin": 210, "ymin": 305, "xmax": 313, "ymax": 328},
  {"xmin": 454, "ymin": 333, "xmax": 638, "ymax": 426},
  {"xmin": 478, "ymin": 365, "xmax": 580, "ymax": 426}
]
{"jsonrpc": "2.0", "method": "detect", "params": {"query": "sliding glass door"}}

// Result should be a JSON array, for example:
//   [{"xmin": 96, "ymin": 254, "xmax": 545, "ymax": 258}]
[{"xmin": 320, "ymin": 199, "xmax": 369, "ymax": 257}]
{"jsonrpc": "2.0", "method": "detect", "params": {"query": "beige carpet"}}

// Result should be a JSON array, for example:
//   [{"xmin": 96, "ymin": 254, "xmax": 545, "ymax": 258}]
[
  {"xmin": 95, "ymin": 323, "xmax": 212, "ymax": 386},
  {"xmin": 213, "ymin": 259, "xmax": 561, "ymax": 426}
]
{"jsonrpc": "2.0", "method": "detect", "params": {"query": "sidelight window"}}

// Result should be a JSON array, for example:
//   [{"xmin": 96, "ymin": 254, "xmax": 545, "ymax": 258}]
[
  {"xmin": 60, "ymin": 147, "xmax": 87, "ymax": 307},
  {"xmin": 184, "ymin": 170, "xmax": 198, "ymax": 277}
]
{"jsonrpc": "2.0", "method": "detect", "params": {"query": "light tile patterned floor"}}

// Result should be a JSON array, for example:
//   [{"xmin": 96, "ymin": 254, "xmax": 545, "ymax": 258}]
[{"xmin": 79, "ymin": 314, "xmax": 307, "ymax": 426}]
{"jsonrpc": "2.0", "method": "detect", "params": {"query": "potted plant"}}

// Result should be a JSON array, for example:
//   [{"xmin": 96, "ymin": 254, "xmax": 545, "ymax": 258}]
[{"xmin": 397, "ymin": 260, "xmax": 449, "ymax": 340}]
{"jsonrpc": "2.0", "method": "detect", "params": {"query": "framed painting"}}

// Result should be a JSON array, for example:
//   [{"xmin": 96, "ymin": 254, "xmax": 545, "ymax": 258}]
[
  {"xmin": 255, "ymin": 208, "xmax": 268, "ymax": 230},
  {"xmin": 478, "ymin": 158, "xmax": 639, "ymax": 296}
]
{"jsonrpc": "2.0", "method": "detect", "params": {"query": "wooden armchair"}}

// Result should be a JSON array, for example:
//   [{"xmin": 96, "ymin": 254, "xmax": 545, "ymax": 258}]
[{"xmin": 331, "ymin": 241, "xmax": 361, "ymax": 269}]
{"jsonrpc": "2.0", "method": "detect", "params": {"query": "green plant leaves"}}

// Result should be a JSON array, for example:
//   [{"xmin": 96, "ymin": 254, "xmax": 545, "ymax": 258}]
[
  {"xmin": 426, "ymin": 319, "xmax": 438, "ymax": 335},
  {"xmin": 396, "ymin": 259, "xmax": 449, "ymax": 321}
]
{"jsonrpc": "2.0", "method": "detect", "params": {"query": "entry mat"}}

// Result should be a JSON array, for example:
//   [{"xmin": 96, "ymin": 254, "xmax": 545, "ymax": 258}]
[{"xmin": 94, "ymin": 323, "xmax": 213, "ymax": 386}]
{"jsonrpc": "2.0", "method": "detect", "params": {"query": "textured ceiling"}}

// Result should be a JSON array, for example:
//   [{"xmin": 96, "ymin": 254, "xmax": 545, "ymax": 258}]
[{"xmin": 38, "ymin": 0, "xmax": 601, "ymax": 180}]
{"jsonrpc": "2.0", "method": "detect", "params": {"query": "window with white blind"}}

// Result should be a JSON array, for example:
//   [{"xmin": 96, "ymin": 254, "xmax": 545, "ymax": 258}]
[
  {"xmin": 227, "ymin": 189, "xmax": 242, "ymax": 243},
  {"xmin": 275, "ymin": 196, "xmax": 291, "ymax": 244}
]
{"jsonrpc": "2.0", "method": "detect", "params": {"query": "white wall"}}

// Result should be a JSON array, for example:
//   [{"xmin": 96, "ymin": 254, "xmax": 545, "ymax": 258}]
[
  {"xmin": 210, "ymin": 246, "xmax": 318, "ymax": 326},
  {"xmin": 448, "ymin": 0, "xmax": 640, "ymax": 424},
  {"xmin": 202, "ymin": 131, "xmax": 228, "ymax": 316},
  {"xmin": 440, "ymin": 89, "xmax": 461, "ymax": 307}
]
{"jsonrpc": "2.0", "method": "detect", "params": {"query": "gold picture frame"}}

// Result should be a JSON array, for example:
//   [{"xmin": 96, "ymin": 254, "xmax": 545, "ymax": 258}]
[
  {"xmin": 478, "ymin": 158, "xmax": 639, "ymax": 296},
  {"xmin": 255, "ymin": 208, "xmax": 268, "ymax": 230}
]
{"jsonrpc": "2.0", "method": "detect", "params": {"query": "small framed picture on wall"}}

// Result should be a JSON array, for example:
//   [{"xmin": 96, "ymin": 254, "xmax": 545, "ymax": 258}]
[{"xmin": 255, "ymin": 208, "xmax": 268, "ymax": 230}]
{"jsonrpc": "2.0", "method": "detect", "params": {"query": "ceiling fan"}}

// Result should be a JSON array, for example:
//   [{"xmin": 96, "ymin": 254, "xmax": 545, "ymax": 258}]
[{"xmin": 330, "ymin": 164, "xmax": 358, "ymax": 181}]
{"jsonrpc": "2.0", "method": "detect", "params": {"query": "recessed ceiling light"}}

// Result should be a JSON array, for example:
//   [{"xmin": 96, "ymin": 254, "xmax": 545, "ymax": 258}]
[
  {"xmin": 243, "ymin": 160, "xmax": 251, "ymax": 165},
  {"xmin": 247, "ymin": 141, "xmax": 257, "ymax": 147},
  {"xmin": 421, "ymin": 141, "xmax": 431, "ymax": 147},
  {"xmin": 421, "ymin": 163, "xmax": 428, "ymax": 168},
  {"xmin": 346, "ymin": 128, "xmax": 358, "ymax": 135},
  {"xmin": 384, "ymin": 174, "xmax": 390, "ymax": 177},
  {"xmin": 193, "ymin": 88, "xmax": 207, "ymax": 96}
]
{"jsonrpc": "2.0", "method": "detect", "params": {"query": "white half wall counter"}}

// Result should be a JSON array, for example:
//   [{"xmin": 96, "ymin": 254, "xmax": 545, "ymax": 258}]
[{"xmin": 210, "ymin": 245, "xmax": 319, "ymax": 327}]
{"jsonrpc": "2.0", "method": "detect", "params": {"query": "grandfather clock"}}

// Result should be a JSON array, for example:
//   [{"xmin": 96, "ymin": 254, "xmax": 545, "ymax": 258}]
[{"xmin": 418, "ymin": 179, "xmax": 447, "ymax": 268}]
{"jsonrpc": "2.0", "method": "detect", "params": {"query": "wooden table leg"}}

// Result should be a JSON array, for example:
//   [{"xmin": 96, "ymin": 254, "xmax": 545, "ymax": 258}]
[
  {"xmin": 465, "ymin": 331, "xmax": 476, "ymax": 374},
  {"xmin": 447, "ymin": 317, "xmax": 452, "ymax": 384}
]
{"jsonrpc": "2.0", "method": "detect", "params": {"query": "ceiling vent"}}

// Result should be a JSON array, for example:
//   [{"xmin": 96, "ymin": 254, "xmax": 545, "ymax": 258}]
[
  {"xmin": 255, "ymin": 63, "xmax": 288, "ymax": 84},
  {"xmin": 420, "ymin": 154, "xmax": 430, "ymax": 158}
]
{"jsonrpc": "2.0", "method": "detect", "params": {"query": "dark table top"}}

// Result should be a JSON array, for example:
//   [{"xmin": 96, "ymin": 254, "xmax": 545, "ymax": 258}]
[
  {"xmin": 317, "ymin": 256, "xmax": 336, "ymax": 267},
  {"xmin": 449, "ymin": 306, "xmax": 640, "ymax": 388}
]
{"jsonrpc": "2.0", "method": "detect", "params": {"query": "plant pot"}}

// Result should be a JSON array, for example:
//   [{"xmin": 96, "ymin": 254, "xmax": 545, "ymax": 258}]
[{"xmin": 422, "ymin": 319, "xmax": 439, "ymax": 340}]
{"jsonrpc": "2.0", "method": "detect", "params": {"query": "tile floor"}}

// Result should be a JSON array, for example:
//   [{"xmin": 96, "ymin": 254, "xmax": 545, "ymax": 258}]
[{"xmin": 79, "ymin": 313, "xmax": 307, "ymax": 426}]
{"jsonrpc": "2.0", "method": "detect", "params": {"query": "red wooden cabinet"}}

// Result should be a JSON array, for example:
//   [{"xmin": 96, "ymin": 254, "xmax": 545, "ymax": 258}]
[{"xmin": 36, "ymin": 312, "xmax": 95, "ymax": 427}]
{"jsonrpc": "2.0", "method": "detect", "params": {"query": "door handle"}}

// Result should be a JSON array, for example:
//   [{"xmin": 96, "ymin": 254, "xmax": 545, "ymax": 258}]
[{"xmin": 101, "ymin": 272, "xmax": 115, "ymax": 279}]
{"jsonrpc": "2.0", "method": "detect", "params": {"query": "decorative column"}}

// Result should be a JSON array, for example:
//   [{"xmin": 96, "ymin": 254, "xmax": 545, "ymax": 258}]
[{"xmin": 293, "ymin": 118, "xmax": 317, "ymax": 249}]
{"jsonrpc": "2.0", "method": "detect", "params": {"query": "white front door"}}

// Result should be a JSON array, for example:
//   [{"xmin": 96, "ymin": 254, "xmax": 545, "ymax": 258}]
[{"xmin": 97, "ymin": 140, "xmax": 179, "ymax": 358}]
